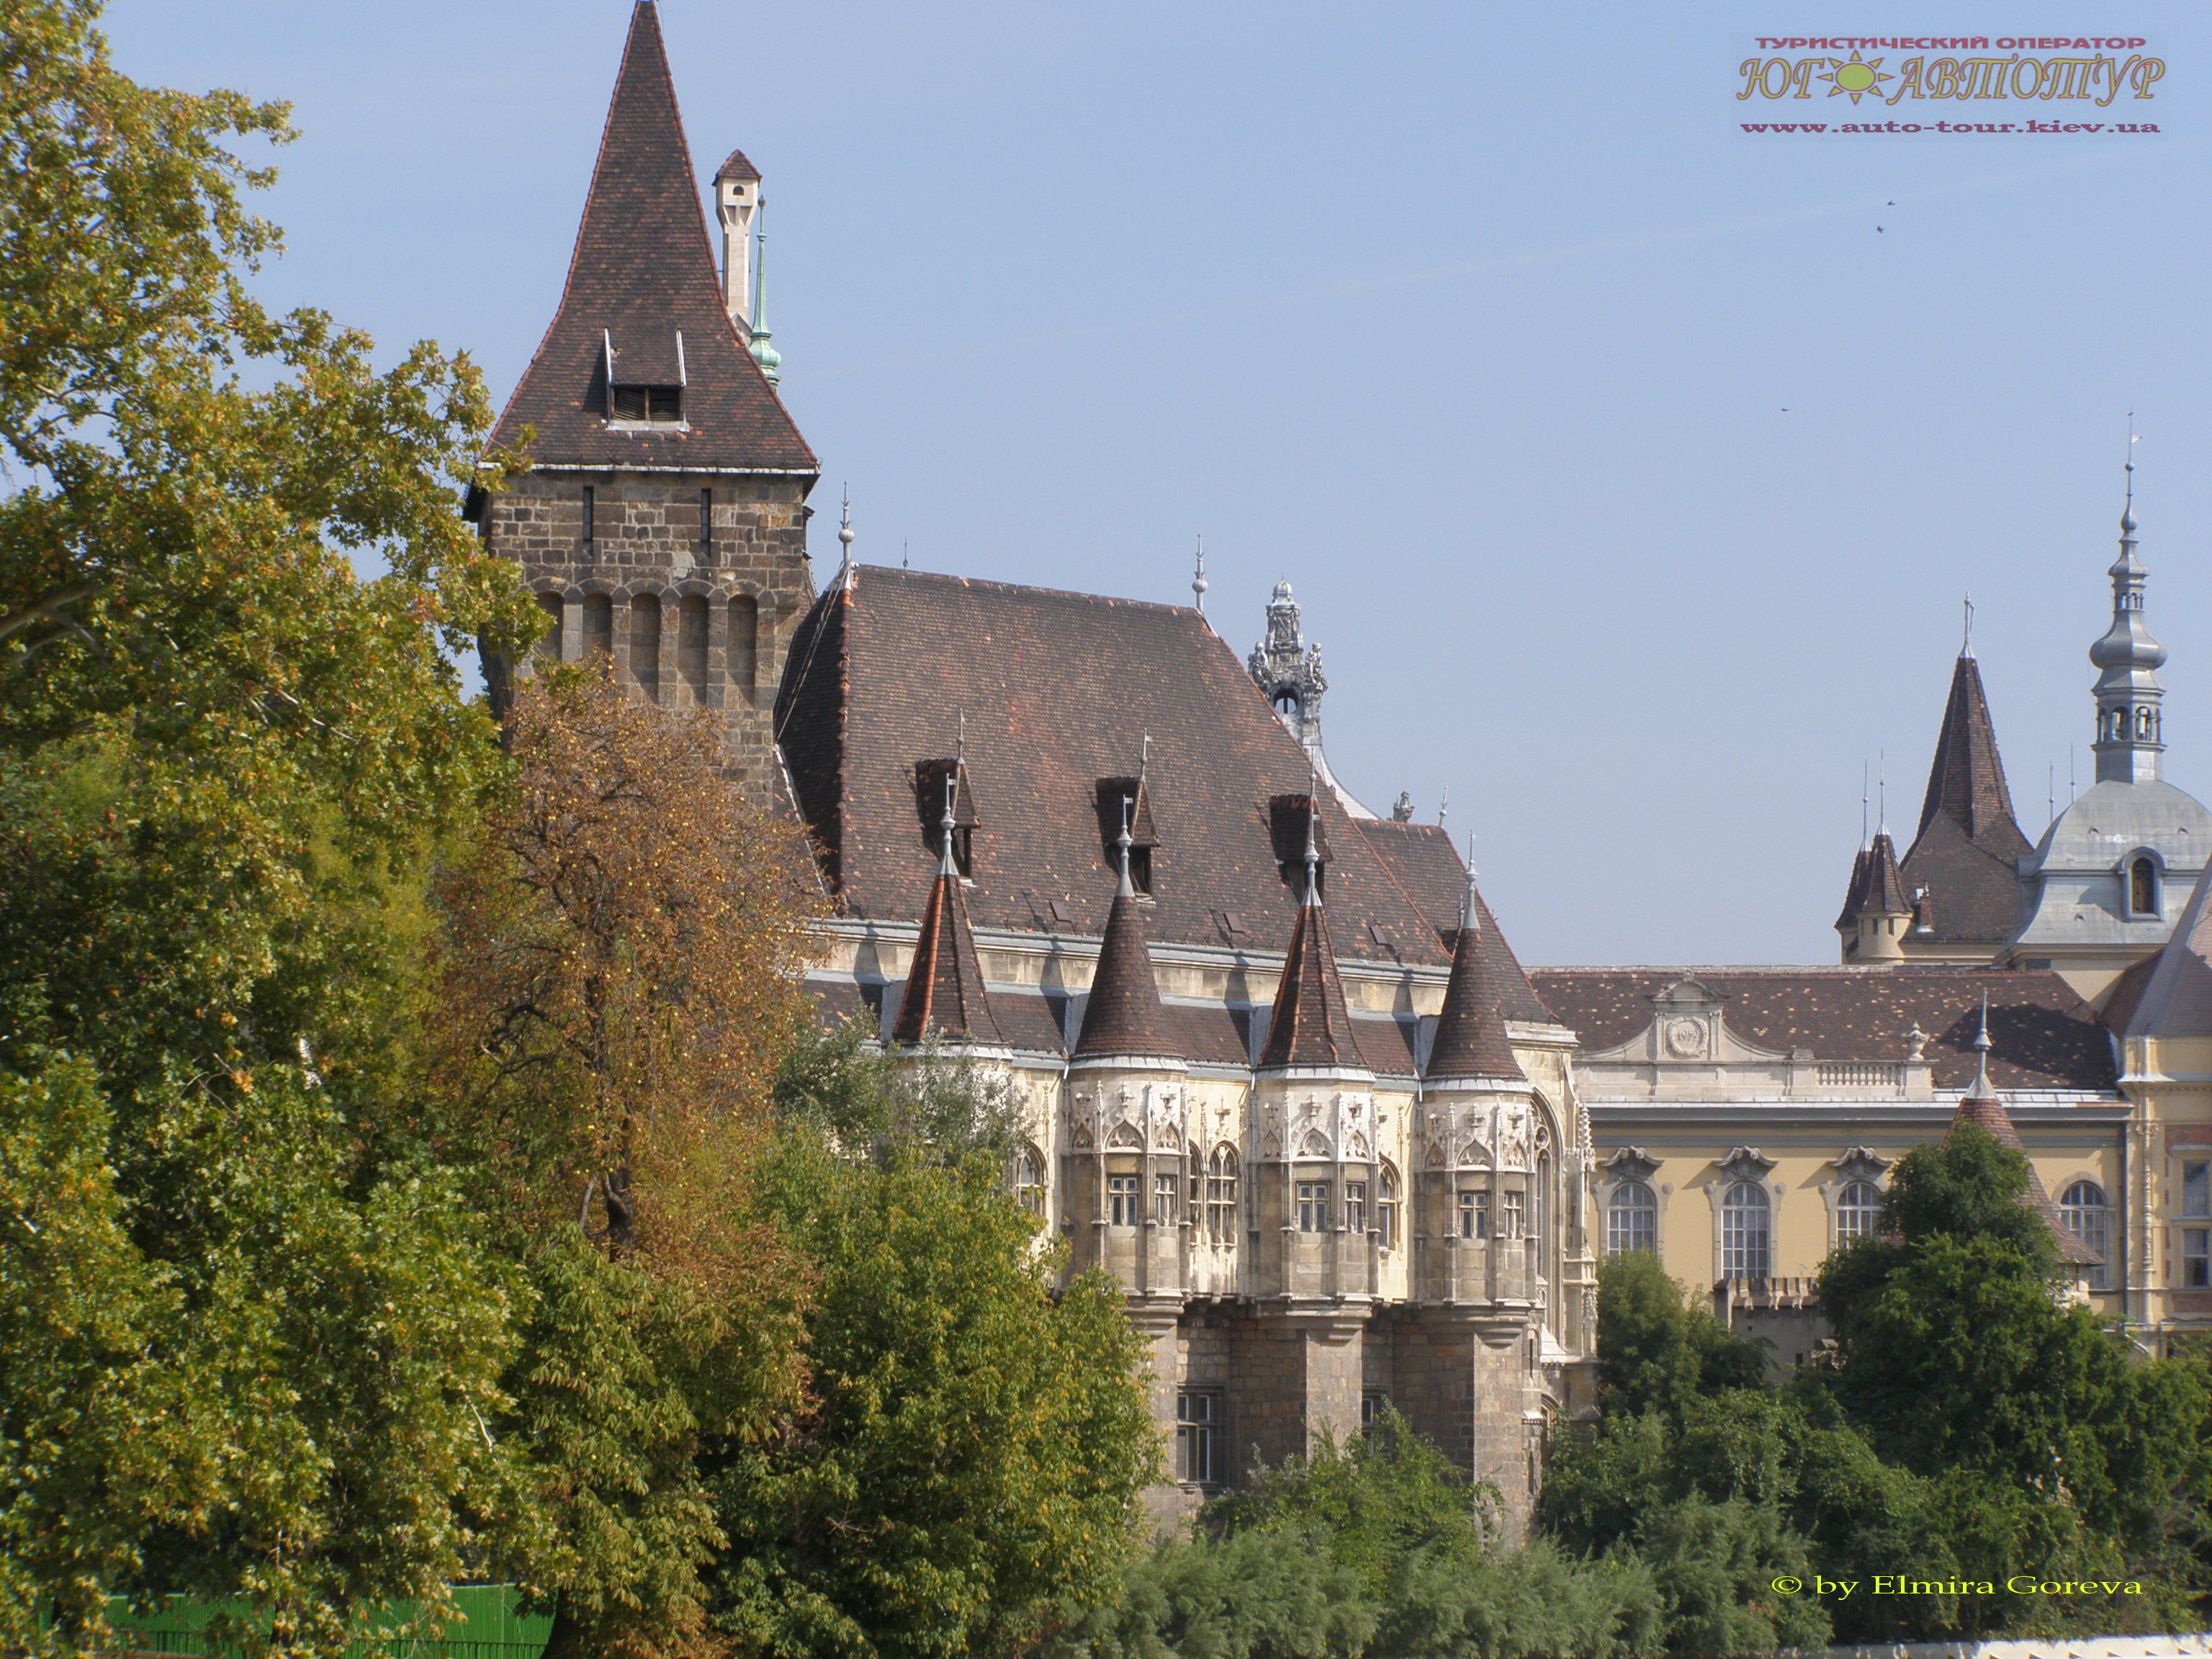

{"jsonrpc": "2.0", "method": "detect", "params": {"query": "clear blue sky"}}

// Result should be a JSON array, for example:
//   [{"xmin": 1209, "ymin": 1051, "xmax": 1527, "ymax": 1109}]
[{"xmin": 101, "ymin": 1, "xmax": 2212, "ymax": 966}]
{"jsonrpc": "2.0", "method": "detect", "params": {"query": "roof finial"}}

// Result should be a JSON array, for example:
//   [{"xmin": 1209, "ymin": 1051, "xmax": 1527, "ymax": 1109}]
[
  {"xmin": 1116, "ymin": 795, "xmax": 1136, "ymax": 899},
  {"xmin": 837, "ymin": 485, "xmax": 855, "ymax": 591},
  {"xmin": 1973, "ymin": 990, "xmax": 1992, "ymax": 1094},
  {"xmin": 1861, "ymin": 760, "xmax": 1869, "ymax": 850},
  {"xmin": 938, "ymin": 773, "xmax": 959, "ymax": 879},
  {"xmin": 748, "ymin": 199, "xmax": 781, "ymax": 385},
  {"xmin": 956, "ymin": 709, "xmax": 966, "ymax": 764},
  {"xmin": 1961, "ymin": 593, "xmax": 1974, "ymax": 660},
  {"xmin": 1139, "ymin": 732, "xmax": 1151, "ymax": 783},
  {"xmin": 2125, "ymin": 411, "xmax": 2138, "ymax": 526},
  {"xmin": 1877, "ymin": 749, "xmax": 1887, "ymax": 836},
  {"xmin": 1462, "ymin": 830, "xmax": 1480, "ymax": 932},
  {"xmin": 1437, "ymin": 786, "xmax": 1449, "ymax": 830},
  {"xmin": 1192, "ymin": 535, "xmax": 1208, "ymax": 614}
]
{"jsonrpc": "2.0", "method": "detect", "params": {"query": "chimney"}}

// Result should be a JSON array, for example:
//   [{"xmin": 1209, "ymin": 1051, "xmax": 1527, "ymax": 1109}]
[{"xmin": 714, "ymin": 150, "xmax": 762, "ymax": 330}]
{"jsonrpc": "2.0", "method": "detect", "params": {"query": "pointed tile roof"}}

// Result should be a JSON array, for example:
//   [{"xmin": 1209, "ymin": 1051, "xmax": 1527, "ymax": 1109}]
[
  {"xmin": 715, "ymin": 148, "xmax": 760, "ymax": 183},
  {"xmin": 1257, "ymin": 892, "xmax": 1360, "ymax": 1070},
  {"xmin": 1073, "ymin": 889, "xmax": 1181, "ymax": 1061},
  {"xmin": 488, "ymin": 3, "xmax": 816, "ymax": 475},
  {"xmin": 1862, "ymin": 831, "xmax": 1910, "ymax": 915},
  {"xmin": 1424, "ymin": 884, "xmax": 1526, "ymax": 1084},
  {"xmin": 1899, "ymin": 656, "xmax": 2034, "ymax": 944},
  {"xmin": 1834, "ymin": 845, "xmax": 1871, "ymax": 932},
  {"xmin": 1951, "ymin": 1078, "xmax": 2104, "ymax": 1267},
  {"xmin": 891, "ymin": 866, "xmax": 1004, "ymax": 1047}
]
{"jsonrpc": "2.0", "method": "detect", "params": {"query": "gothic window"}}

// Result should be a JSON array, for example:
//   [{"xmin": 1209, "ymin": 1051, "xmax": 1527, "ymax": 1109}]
[
  {"xmin": 1607, "ymin": 1181, "xmax": 1656, "ymax": 1254},
  {"xmin": 1835, "ymin": 1180, "xmax": 1881, "ymax": 1244},
  {"xmin": 1154, "ymin": 1172, "xmax": 1179, "ymax": 1226},
  {"xmin": 1177, "ymin": 1390, "xmax": 1220, "ymax": 1485},
  {"xmin": 1207, "ymin": 1146, "xmax": 1239, "ymax": 1242},
  {"xmin": 611, "ymin": 384, "xmax": 682, "ymax": 422},
  {"xmin": 2131, "ymin": 858, "xmax": 2158, "ymax": 917},
  {"xmin": 1458, "ymin": 1189, "xmax": 1490, "ymax": 1241},
  {"xmin": 1344, "ymin": 1181, "xmax": 1367, "ymax": 1237},
  {"xmin": 1188, "ymin": 1143, "xmax": 1204, "ymax": 1209},
  {"xmin": 678, "ymin": 595, "xmax": 709, "ymax": 701},
  {"xmin": 1107, "ymin": 1174, "xmax": 1140, "ymax": 1227},
  {"xmin": 1012, "ymin": 1146, "xmax": 1046, "ymax": 1218},
  {"xmin": 1500, "ymin": 1190, "xmax": 1524, "ymax": 1241},
  {"xmin": 1297, "ymin": 1181, "xmax": 1330, "ymax": 1233},
  {"xmin": 2062, "ymin": 1180, "xmax": 2108, "ymax": 1290},
  {"xmin": 1722, "ymin": 1181, "xmax": 1771, "ymax": 1280},
  {"xmin": 1378, "ymin": 1162, "xmax": 1401, "ymax": 1250},
  {"xmin": 629, "ymin": 595, "xmax": 661, "ymax": 703}
]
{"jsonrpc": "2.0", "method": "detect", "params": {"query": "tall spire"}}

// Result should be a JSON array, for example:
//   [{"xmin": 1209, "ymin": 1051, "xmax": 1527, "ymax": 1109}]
[
  {"xmin": 1257, "ymin": 796, "xmax": 1359, "ymax": 1071},
  {"xmin": 749, "ymin": 199, "xmax": 781, "ymax": 385},
  {"xmin": 1915, "ymin": 653, "xmax": 2023, "ymax": 845},
  {"xmin": 485, "ymin": 2, "xmax": 813, "ymax": 474},
  {"xmin": 1426, "ymin": 840, "xmax": 1525, "ymax": 1083},
  {"xmin": 1894, "ymin": 630, "xmax": 2033, "ymax": 950},
  {"xmin": 2090, "ymin": 443, "xmax": 2166, "ymax": 785},
  {"xmin": 891, "ymin": 773, "xmax": 1002, "ymax": 1047},
  {"xmin": 1073, "ymin": 794, "xmax": 1182, "ymax": 1062}
]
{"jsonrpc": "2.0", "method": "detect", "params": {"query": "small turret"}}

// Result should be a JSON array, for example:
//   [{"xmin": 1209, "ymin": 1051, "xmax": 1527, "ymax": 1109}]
[
  {"xmin": 1853, "ymin": 830, "xmax": 1911, "ymax": 962},
  {"xmin": 714, "ymin": 150, "xmax": 760, "ymax": 330},
  {"xmin": 890, "ymin": 775, "xmax": 1003, "ymax": 1047},
  {"xmin": 2090, "ymin": 470, "xmax": 2167, "ymax": 785}
]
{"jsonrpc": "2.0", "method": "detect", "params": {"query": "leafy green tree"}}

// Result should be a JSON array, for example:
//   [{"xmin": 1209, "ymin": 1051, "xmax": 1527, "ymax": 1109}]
[
  {"xmin": 0, "ymin": 0, "xmax": 541, "ymax": 1650},
  {"xmin": 1592, "ymin": 1251, "xmax": 1768, "ymax": 1421},
  {"xmin": 708, "ymin": 1047, "xmax": 1158, "ymax": 1659}
]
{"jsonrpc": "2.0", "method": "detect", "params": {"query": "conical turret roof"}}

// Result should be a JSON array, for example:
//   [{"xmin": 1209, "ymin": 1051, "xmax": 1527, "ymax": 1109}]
[
  {"xmin": 487, "ymin": 2, "xmax": 816, "ymax": 475},
  {"xmin": 1257, "ymin": 803, "xmax": 1360, "ymax": 1071},
  {"xmin": 1834, "ymin": 845, "xmax": 1871, "ymax": 933},
  {"xmin": 1426, "ymin": 900, "xmax": 1527, "ymax": 1084},
  {"xmin": 891, "ymin": 865, "xmax": 1003, "ymax": 1048},
  {"xmin": 1862, "ymin": 831, "xmax": 1910, "ymax": 915},
  {"xmin": 1949, "ymin": 1009, "xmax": 2101, "ymax": 1267},
  {"xmin": 1074, "ymin": 889, "xmax": 1181, "ymax": 1061}
]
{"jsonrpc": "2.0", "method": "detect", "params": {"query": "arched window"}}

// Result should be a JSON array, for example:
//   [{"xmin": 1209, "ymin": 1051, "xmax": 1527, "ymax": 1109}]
[
  {"xmin": 1377, "ymin": 1161, "xmax": 1401, "ymax": 1251},
  {"xmin": 1835, "ymin": 1180, "xmax": 1881, "ymax": 1243},
  {"xmin": 1206, "ymin": 1146, "xmax": 1239, "ymax": 1243},
  {"xmin": 2131, "ymin": 857, "xmax": 2157, "ymax": 917},
  {"xmin": 2062, "ymin": 1180, "xmax": 2110, "ymax": 1290},
  {"xmin": 1722, "ymin": 1181, "xmax": 1771, "ymax": 1280},
  {"xmin": 1013, "ymin": 1146, "xmax": 1046, "ymax": 1218},
  {"xmin": 1606, "ymin": 1181, "xmax": 1656, "ymax": 1255}
]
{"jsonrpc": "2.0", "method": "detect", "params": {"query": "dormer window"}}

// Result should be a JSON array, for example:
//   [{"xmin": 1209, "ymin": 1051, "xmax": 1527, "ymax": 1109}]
[
  {"xmin": 611, "ymin": 385, "xmax": 683, "ymax": 423},
  {"xmin": 1094, "ymin": 777, "xmax": 1160, "ymax": 897},
  {"xmin": 2130, "ymin": 855, "xmax": 2159, "ymax": 917}
]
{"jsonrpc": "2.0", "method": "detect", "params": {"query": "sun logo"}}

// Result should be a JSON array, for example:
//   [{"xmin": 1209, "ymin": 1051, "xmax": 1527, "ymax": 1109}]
[{"xmin": 1818, "ymin": 51, "xmax": 1890, "ymax": 103}]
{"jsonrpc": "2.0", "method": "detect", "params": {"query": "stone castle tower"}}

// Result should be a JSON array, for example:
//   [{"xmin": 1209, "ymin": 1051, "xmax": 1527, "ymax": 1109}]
[{"xmin": 472, "ymin": 1, "xmax": 819, "ymax": 791}]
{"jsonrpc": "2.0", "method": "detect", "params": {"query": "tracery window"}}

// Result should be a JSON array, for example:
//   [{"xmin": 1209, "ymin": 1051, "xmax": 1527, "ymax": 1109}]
[
  {"xmin": 1607, "ymin": 1180, "xmax": 1657, "ymax": 1254},
  {"xmin": 1012, "ymin": 1146, "xmax": 1046, "ymax": 1218},
  {"xmin": 1722, "ymin": 1180, "xmax": 1771, "ymax": 1280},
  {"xmin": 1154, "ymin": 1172, "xmax": 1179, "ymax": 1226},
  {"xmin": 1107, "ymin": 1173, "xmax": 1140, "ymax": 1227},
  {"xmin": 1835, "ymin": 1180, "xmax": 1881, "ymax": 1244},
  {"xmin": 1458, "ymin": 1189, "xmax": 1490, "ymax": 1241},
  {"xmin": 1206, "ymin": 1146, "xmax": 1239, "ymax": 1243},
  {"xmin": 1344, "ymin": 1182, "xmax": 1367, "ymax": 1237},
  {"xmin": 1377, "ymin": 1163, "xmax": 1401, "ymax": 1250},
  {"xmin": 1297, "ymin": 1181, "xmax": 1330, "ymax": 1233},
  {"xmin": 2061, "ymin": 1180, "xmax": 2109, "ymax": 1290}
]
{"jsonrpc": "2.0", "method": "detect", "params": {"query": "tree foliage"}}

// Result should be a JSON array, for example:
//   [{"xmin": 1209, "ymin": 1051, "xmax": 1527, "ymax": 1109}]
[{"xmin": 707, "ymin": 1043, "xmax": 1157, "ymax": 1659}]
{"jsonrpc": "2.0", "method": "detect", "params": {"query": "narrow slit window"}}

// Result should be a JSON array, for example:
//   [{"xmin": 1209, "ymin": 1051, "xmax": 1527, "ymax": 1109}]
[
  {"xmin": 582, "ymin": 486, "xmax": 595, "ymax": 547},
  {"xmin": 698, "ymin": 487, "xmax": 714, "ymax": 562}
]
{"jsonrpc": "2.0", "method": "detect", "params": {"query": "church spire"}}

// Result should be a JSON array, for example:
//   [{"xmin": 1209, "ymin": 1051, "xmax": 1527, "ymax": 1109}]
[
  {"xmin": 1072, "ymin": 798, "xmax": 1182, "ymax": 1061},
  {"xmin": 891, "ymin": 775, "xmax": 1002, "ymax": 1047},
  {"xmin": 1256, "ymin": 799, "xmax": 1359, "ymax": 1071},
  {"xmin": 2090, "ymin": 454, "xmax": 2167, "ymax": 785},
  {"xmin": 1425, "ymin": 845, "xmax": 1525, "ymax": 1084},
  {"xmin": 1915, "ymin": 650, "xmax": 2022, "ymax": 845}
]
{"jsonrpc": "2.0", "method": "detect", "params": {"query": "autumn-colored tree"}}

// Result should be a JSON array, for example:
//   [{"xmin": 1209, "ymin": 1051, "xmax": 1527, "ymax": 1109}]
[{"xmin": 431, "ymin": 667, "xmax": 822, "ymax": 1659}]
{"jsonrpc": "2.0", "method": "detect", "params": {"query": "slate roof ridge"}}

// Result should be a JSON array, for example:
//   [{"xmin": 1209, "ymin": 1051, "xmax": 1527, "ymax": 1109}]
[
  {"xmin": 1074, "ymin": 889, "xmax": 1182, "ymax": 1061},
  {"xmin": 891, "ymin": 866, "xmax": 1005, "ymax": 1047},
  {"xmin": 853, "ymin": 563, "xmax": 1205, "ymax": 619},
  {"xmin": 1425, "ymin": 904, "xmax": 1527, "ymax": 1083}
]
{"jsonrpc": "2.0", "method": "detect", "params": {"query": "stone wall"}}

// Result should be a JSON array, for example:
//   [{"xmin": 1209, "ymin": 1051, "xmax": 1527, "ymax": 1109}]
[{"xmin": 481, "ymin": 469, "xmax": 814, "ymax": 796}]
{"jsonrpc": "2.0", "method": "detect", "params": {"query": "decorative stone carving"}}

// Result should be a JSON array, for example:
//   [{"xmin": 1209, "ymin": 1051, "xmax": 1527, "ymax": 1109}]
[
  {"xmin": 1297, "ymin": 1128, "xmax": 1331, "ymax": 1159},
  {"xmin": 1246, "ymin": 580, "xmax": 1327, "ymax": 732},
  {"xmin": 1717, "ymin": 1145, "xmax": 1777, "ymax": 1182},
  {"xmin": 1107, "ymin": 1122, "xmax": 1142, "ymax": 1150},
  {"xmin": 1604, "ymin": 1145, "xmax": 1661, "ymax": 1184},
  {"xmin": 1833, "ymin": 1146, "xmax": 1892, "ymax": 1184},
  {"xmin": 1665, "ymin": 1017, "xmax": 1706, "ymax": 1058}
]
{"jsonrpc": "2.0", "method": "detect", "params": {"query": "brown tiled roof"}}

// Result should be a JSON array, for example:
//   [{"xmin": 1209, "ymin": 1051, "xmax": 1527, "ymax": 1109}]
[
  {"xmin": 1356, "ymin": 819, "xmax": 1554, "ymax": 1025},
  {"xmin": 1899, "ymin": 657, "xmax": 2034, "ymax": 945},
  {"xmin": 1527, "ymin": 968, "xmax": 2117, "ymax": 1092},
  {"xmin": 1352, "ymin": 1015, "xmax": 1421, "ymax": 1078},
  {"xmin": 1163, "ymin": 1003, "xmax": 1254, "ymax": 1067},
  {"xmin": 1834, "ymin": 845, "xmax": 1870, "ymax": 932},
  {"xmin": 715, "ymin": 148, "xmax": 760, "ymax": 182},
  {"xmin": 1863, "ymin": 831, "xmax": 1910, "ymax": 915},
  {"xmin": 1257, "ymin": 896, "xmax": 1362, "ymax": 1071},
  {"xmin": 1074, "ymin": 891, "xmax": 1181, "ymax": 1061},
  {"xmin": 774, "ymin": 568, "xmax": 1485, "ymax": 967},
  {"xmin": 889, "ymin": 869, "xmax": 1003, "ymax": 1046},
  {"xmin": 487, "ymin": 3, "xmax": 816, "ymax": 475},
  {"xmin": 2100, "ymin": 950, "xmax": 2160, "ymax": 1035},
  {"xmin": 986, "ymin": 988, "xmax": 1067, "ymax": 1056},
  {"xmin": 1425, "ymin": 912, "xmax": 1526, "ymax": 1082},
  {"xmin": 1951, "ymin": 1085, "xmax": 2105, "ymax": 1265}
]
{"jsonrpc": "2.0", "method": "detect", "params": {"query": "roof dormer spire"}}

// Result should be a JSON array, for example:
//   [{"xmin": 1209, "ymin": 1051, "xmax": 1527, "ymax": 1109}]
[{"xmin": 2090, "ymin": 439, "xmax": 2167, "ymax": 785}]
